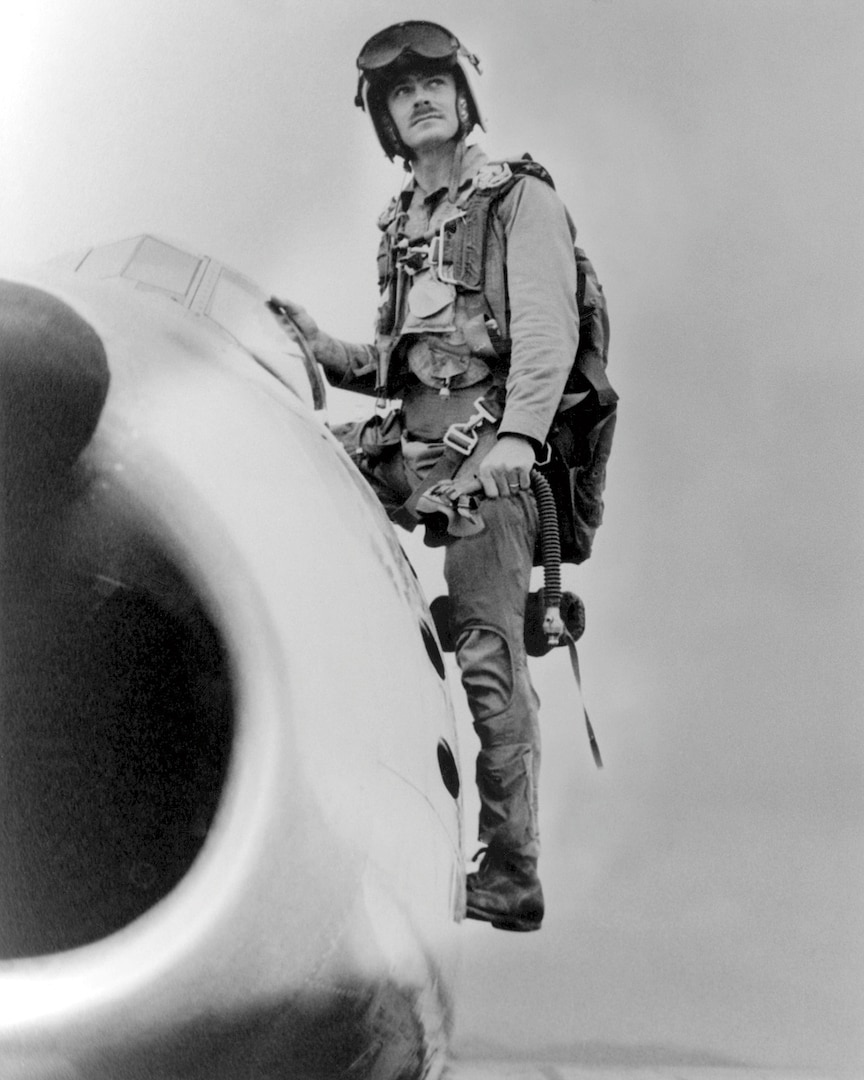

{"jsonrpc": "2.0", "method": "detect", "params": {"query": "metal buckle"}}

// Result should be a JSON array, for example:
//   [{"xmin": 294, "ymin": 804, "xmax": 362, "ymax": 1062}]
[
  {"xmin": 468, "ymin": 396, "xmax": 496, "ymax": 425},
  {"xmin": 442, "ymin": 396, "xmax": 496, "ymax": 456},
  {"xmin": 442, "ymin": 425, "xmax": 478, "ymax": 455},
  {"xmin": 395, "ymin": 237, "xmax": 432, "ymax": 277}
]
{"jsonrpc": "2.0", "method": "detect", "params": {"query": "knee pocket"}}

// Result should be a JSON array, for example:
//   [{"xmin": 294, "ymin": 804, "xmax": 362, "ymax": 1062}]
[{"xmin": 454, "ymin": 626, "xmax": 514, "ymax": 721}]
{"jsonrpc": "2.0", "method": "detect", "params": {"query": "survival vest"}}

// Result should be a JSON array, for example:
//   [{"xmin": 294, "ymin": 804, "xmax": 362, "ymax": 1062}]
[{"xmin": 376, "ymin": 156, "xmax": 618, "ymax": 563}]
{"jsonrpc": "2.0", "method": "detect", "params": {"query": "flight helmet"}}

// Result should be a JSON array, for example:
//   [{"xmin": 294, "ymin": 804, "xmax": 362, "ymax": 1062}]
[{"xmin": 354, "ymin": 21, "xmax": 484, "ymax": 161}]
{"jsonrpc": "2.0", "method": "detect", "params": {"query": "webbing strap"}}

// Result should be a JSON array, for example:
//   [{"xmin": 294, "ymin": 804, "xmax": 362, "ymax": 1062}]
[
  {"xmin": 395, "ymin": 423, "xmax": 498, "ymax": 528},
  {"xmin": 564, "ymin": 629, "xmax": 603, "ymax": 769},
  {"xmin": 441, "ymin": 162, "xmax": 618, "ymax": 406}
]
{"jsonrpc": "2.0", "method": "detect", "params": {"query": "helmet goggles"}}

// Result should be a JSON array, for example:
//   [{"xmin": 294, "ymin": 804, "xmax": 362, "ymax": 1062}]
[{"xmin": 356, "ymin": 21, "xmax": 480, "ymax": 100}]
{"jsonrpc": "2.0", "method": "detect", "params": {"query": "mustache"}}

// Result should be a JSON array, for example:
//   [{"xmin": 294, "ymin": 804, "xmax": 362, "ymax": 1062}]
[{"xmin": 410, "ymin": 108, "xmax": 443, "ymax": 124}]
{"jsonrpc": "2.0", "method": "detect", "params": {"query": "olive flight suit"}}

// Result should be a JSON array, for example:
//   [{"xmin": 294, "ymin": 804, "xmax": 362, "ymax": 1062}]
[{"xmin": 323, "ymin": 144, "xmax": 579, "ymax": 914}]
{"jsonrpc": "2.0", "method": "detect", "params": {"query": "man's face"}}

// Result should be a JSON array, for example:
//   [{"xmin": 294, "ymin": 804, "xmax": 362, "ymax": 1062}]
[{"xmin": 386, "ymin": 69, "xmax": 459, "ymax": 155}]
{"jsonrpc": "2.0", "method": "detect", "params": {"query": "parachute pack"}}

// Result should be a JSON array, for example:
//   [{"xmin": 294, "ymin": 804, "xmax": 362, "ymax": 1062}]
[{"xmin": 453, "ymin": 156, "xmax": 617, "ymax": 564}]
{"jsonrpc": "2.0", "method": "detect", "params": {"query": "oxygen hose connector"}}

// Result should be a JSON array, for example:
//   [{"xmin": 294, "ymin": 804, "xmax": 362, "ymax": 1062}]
[{"xmin": 530, "ymin": 469, "xmax": 564, "ymax": 644}]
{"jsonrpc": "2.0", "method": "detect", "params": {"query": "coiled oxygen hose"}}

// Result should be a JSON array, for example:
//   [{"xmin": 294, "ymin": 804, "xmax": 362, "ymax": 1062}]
[{"xmin": 530, "ymin": 469, "xmax": 564, "ymax": 643}]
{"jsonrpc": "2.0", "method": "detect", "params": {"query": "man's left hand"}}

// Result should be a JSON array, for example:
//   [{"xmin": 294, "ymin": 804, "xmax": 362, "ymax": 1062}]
[{"xmin": 475, "ymin": 435, "xmax": 535, "ymax": 499}]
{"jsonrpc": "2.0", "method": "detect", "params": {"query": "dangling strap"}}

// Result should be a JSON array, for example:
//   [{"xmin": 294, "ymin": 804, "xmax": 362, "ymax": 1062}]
[{"xmin": 563, "ymin": 628, "xmax": 603, "ymax": 769}]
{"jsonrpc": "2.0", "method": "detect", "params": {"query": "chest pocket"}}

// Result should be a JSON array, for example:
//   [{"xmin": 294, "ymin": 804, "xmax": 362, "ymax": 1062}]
[
  {"xmin": 406, "ymin": 271, "xmax": 456, "ymax": 321},
  {"xmin": 407, "ymin": 337, "xmax": 491, "ymax": 393}
]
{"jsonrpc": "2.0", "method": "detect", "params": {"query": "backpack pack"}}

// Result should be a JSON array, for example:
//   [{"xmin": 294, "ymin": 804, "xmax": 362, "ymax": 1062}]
[{"xmin": 455, "ymin": 156, "xmax": 617, "ymax": 563}]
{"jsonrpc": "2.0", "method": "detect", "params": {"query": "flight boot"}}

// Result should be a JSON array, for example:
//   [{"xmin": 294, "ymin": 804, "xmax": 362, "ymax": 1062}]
[{"xmin": 465, "ymin": 842, "xmax": 544, "ymax": 932}]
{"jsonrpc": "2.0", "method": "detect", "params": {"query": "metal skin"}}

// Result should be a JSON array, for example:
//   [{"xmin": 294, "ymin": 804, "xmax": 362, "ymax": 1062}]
[{"xmin": 0, "ymin": 240, "xmax": 464, "ymax": 1079}]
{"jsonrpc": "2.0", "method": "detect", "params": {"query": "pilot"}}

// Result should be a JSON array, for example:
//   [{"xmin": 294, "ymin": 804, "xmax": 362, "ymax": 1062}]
[{"xmin": 272, "ymin": 21, "xmax": 598, "ymax": 932}]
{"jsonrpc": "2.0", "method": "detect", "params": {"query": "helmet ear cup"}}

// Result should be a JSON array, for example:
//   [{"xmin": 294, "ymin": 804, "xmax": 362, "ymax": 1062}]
[
  {"xmin": 364, "ymin": 83, "xmax": 410, "ymax": 161},
  {"xmin": 378, "ymin": 111, "xmax": 408, "ymax": 162},
  {"xmin": 452, "ymin": 65, "xmax": 483, "ymax": 136},
  {"xmin": 456, "ymin": 92, "xmax": 472, "ymax": 134}
]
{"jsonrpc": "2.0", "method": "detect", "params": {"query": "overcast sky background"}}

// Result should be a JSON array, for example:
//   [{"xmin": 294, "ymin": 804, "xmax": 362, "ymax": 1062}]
[{"xmin": 1, "ymin": 0, "xmax": 862, "ymax": 1072}]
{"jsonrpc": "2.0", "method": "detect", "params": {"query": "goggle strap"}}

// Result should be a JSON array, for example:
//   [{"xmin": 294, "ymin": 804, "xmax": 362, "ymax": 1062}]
[{"xmin": 461, "ymin": 47, "xmax": 482, "ymax": 75}]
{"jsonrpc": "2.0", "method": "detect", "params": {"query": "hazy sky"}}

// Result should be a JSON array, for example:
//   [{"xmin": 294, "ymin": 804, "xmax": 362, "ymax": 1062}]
[{"xmin": 1, "ymin": 0, "xmax": 862, "ymax": 1071}]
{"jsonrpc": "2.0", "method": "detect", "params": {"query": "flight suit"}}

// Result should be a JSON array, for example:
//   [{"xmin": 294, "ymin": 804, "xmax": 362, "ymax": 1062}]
[{"xmin": 325, "ymin": 144, "xmax": 579, "ymax": 919}]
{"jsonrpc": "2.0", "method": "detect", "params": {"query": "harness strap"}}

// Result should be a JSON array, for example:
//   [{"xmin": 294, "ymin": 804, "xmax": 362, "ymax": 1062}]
[
  {"xmin": 564, "ymin": 629, "xmax": 603, "ymax": 769},
  {"xmin": 438, "ymin": 161, "xmax": 618, "ymax": 406},
  {"xmin": 392, "ymin": 421, "xmax": 498, "ymax": 530}
]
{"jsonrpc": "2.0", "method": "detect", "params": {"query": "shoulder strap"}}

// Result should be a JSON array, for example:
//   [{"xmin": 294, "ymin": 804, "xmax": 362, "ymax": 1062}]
[
  {"xmin": 457, "ymin": 156, "xmax": 554, "ymax": 343},
  {"xmin": 475, "ymin": 160, "xmax": 617, "ymax": 406},
  {"xmin": 437, "ymin": 157, "xmax": 546, "ymax": 300},
  {"xmin": 376, "ymin": 190, "xmax": 412, "ymax": 291},
  {"xmin": 470, "ymin": 156, "xmax": 555, "ymax": 196}
]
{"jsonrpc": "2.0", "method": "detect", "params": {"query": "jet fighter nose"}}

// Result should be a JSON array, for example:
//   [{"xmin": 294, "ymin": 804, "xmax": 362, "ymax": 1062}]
[{"xmin": 0, "ymin": 281, "xmax": 109, "ymax": 493}]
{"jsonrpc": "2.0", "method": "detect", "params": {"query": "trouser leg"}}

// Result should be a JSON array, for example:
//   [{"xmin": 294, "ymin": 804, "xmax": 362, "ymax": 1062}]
[
  {"xmin": 334, "ymin": 421, "xmax": 544, "ymax": 927},
  {"xmin": 443, "ymin": 491, "xmax": 541, "ymax": 861}
]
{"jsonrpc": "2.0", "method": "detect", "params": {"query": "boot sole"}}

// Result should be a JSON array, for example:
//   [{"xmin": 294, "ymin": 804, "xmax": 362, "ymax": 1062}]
[{"xmin": 465, "ymin": 906, "xmax": 542, "ymax": 932}]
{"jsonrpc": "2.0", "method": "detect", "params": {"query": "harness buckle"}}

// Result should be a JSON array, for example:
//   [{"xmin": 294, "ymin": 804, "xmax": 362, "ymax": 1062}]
[
  {"xmin": 442, "ymin": 424, "xmax": 479, "ymax": 456},
  {"xmin": 394, "ymin": 237, "xmax": 432, "ymax": 277},
  {"xmin": 442, "ymin": 396, "xmax": 497, "ymax": 456}
]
